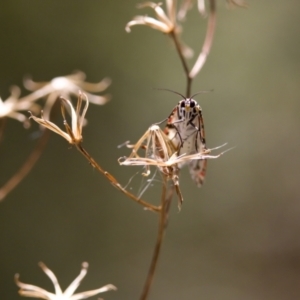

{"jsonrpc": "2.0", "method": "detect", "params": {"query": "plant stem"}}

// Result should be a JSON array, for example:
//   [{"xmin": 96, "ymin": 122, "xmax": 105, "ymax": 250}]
[
  {"xmin": 76, "ymin": 144, "xmax": 161, "ymax": 213},
  {"xmin": 140, "ymin": 177, "xmax": 174, "ymax": 300},
  {"xmin": 190, "ymin": 0, "xmax": 216, "ymax": 78},
  {"xmin": 169, "ymin": 30, "xmax": 192, "ymax": 97},
  {"xmin": 0, "ymin": 129, "xmax": 50, "ymax": 202}
]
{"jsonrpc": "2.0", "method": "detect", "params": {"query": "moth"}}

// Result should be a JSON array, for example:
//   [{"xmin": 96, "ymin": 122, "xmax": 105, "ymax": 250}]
[{"xmin": 163, "ymin": 91, "xmax": 208, "ymax": 187}]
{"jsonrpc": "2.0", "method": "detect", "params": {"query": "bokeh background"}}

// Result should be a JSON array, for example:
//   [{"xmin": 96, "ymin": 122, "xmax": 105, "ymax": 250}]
[{"xmin": 1, "ymin": 1, "xmax": 300, "ymax": 299}]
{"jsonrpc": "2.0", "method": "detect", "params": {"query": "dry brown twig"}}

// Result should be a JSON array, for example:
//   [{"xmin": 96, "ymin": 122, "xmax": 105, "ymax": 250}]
[{"xmin": 0, "ymin": 129, "xmax": 50, "ymax": 202}]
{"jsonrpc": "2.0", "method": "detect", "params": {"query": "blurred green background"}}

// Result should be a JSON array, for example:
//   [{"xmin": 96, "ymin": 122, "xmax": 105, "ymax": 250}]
[{"xmin": 1, "ymin": 1, "xmax": 300, "ymax": 299}]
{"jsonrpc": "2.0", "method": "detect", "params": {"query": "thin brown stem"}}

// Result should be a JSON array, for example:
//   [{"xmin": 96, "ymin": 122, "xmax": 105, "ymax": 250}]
[
  {"xmin": 169, "ymin": 30, "xmax": 192, "ymax": 97},
  {"xmin": 190, "ymin": 0, "xmax": 217, "ymax": 78},
  {"xmin": 76, "ymin": 144, "xmax": 161, "ymax": 213},
  {"xmin": 140, "ymin": 177, "xmax": 174, "ymax": 300},
  {"xmin": 0, "ymin": 129, "xmax": 50, "ymax": 202}
]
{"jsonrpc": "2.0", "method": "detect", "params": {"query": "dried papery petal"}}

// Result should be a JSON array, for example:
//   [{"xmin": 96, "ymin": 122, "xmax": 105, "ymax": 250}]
[
  {"xmin": 177, "ymin": 0, "xmax": 193, "ymax": 20},
  {"xmin": 30, "ymin": 92, "xmax": 90, "ymax": 145},
  {"xmin": 126, "ymin": 1, "xmax": 178, "ymax": 33},
  {"xmin": 29, "ymin": 111, "xmax": 72, "ymax": 143},
  {"xmin": 119, "ymin": 150, "xmax": 219, "ymax": 167},
  {"xmin": 80, "ymin": 77, "xmax": 111, "ymax": 93},
  {"xmin": 138, "ymin": 2, "xmax": 172, "ymax": 26},
  {"xmin": 0, "ymin": 85, "xmax": 39, "ymax": 126},
  {"xmin": 119, "ymin": 125, "xmax": 179, "ymax": 187},
  {"xmin": 166, "ymin": 0, "xmax": 177, "ymax": 24},
  {"xmin": 15, "ymin": 262, "xmax": 116, "ymax": 300},
  {"xmin": 122, "ymin": 125, "xmax": 176, "ymax": 164},
  {"xmin": 121, "ymin": 139, "xmax": 228, "ymax": 169},
  {"xmin": 70, "ymin": 284, "xmax": 117, "ymax": 300},
  {"xmin": 119, "ymin": 124, "xmax": 185, "ymax": 208},
  {"xmin": 15, "ymin": 274, "xmax": 54, "ymax": 299},
  {"xmin": 60, "ymin": 92, "xmax": 88, "ymax": 142},
  {"xmin": 38, "ymin": 262, "xmax": 63, "ymax": 296},
  {"xmin": 197, "ymin": 0, "xmax": 206, "ymax": 16},
  {"xmin": 126, "ymin": 16, "xmax": 171, "ymax": 33},
  {"xmin": 178, "ymin": 0, "xmax": 206, "ymax": 20},
  {"xmin": 180, "ymin": 40, "xmax": 194, "ymax": 58},
  {"xmin": 63, "ymin": 262, "xmax": 88, "ymax": 297},
  {"xmin": 23, "ymin": 72, "xmax": 110, "ymax": 107}
]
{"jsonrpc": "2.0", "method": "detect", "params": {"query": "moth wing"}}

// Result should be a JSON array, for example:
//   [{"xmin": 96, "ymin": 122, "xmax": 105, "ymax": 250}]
[
  {"xmin": 189, "ymin": 112, "xmax": 207, "ymax": 187},
  {"xmin": 188, "ymin": 158, "xmax": 207, "ymax": 187}
]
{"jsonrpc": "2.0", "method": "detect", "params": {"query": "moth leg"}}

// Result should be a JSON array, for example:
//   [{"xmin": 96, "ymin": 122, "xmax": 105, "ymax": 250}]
[{"xmin": 153, "ymin": 117, "xmax": 168, "ymax": 125}]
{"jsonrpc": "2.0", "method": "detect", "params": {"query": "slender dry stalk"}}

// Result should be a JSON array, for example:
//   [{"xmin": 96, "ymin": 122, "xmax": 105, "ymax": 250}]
[
  {"xmin": 140, "ymin": 176, "xmax": 174, "ymax": 300},
  {"xmin": 30, "ymin": 93, "xmax": 161, "ymax": 212},
  {"xmin": 190, "ymin": 0, "xmax": 216, "ymax": 78},
  {"xmin": 169, "ymin": 30, "xmax": 193, "ymax": 97},
  {"xmin": 0, "ymin": 129, "xmax": 50, "ymax": 202},
  {"xmin": 76, "ymin": 144, "xmax": 161, "ymax": 213},
  {"xmin": 169, "ymin": 0, "xmax": 217, "ymax": 96}
]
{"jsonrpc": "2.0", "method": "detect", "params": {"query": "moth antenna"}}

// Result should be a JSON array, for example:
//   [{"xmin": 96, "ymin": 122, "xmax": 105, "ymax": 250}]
[
  {"xmin": 155, "ymin": 88, "xmax": 187, "ymax": 100},
  {"xmin": 190, "ymin": 89, "xmax": 214, "ymax": 99}
]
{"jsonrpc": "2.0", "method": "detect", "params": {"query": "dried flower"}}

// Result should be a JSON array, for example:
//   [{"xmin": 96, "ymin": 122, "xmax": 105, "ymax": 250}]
[
  {"xmin": 126, "ymin": 1, "xmax": 177, "ymax": 33},
  {"xmin": 119, "ymin": 125, "xmax": 225, "ymax": 171},
  {"xmin": 24, "ymin": 71, "xmax": 111, "ymax": 106},
  {"xmin": 178, "ymin": 0, "xmax": 206, "ymax": 20},
  {"xmin": 119, "ymin": 126, "xmax": 224, "ymax": 174},
  {"xmin": 119, "ymin": 125, "xmax": 176, "ymax": 176},
  {"xmin": 178, "ymin": 0, "xmax": 247, "ymax": 21},
  {"xmin": 22, "ymin": 71, "xmax": 111, "ymax": 122},
  {"xmin": 29, "ymin": 92, "xmax": 88, "ymax": 145},
  {"xmin": 119, "ymin": 125, "xmax": 228, "ymax": 208},
  {"xmin": 119, "ymin": 125, "xmax": 184, "ymax": 206},
  {"xmin": 0, "ymin": 72, "xmax": 110, "ymax": 127},
  {"xmin": 126, "ymin": 1, "xmax": 194, "ymax": 58},
  {"xmin": 15, "ymin": 262, "xmax": 116, "ymax": 300},
  {"xmin": 0, "ymin": 86, "xmax": 39, "ymax": 127}
]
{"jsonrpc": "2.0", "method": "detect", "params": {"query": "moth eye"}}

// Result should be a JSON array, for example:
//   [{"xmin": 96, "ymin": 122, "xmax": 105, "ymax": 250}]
[
  {"xmin": 180, "ymin": 101, "xmax": 185, "ymax": 108},
  {"xmin": 190, "ymin": 101, "xmax": 195, "ymax": 108}
]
